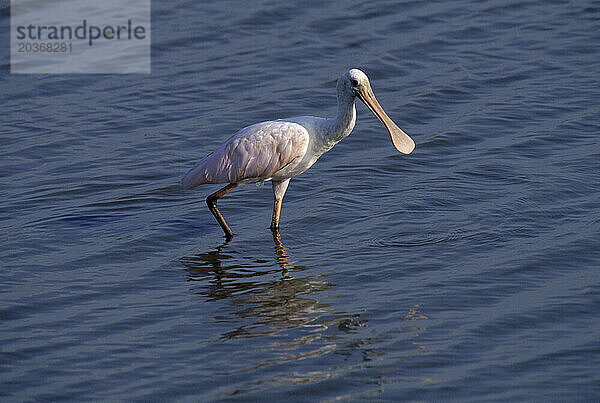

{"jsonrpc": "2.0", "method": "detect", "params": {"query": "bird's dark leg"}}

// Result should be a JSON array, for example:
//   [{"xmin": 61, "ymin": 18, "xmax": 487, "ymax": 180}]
[
  {"xmin": 206, "ymin": 183, "xmax": 238, "ymax": 239},
  {"xmin": 270, "ymin": 178, "xmax": 290, "ymax": 233},
  {"xmin": 270, "ymin": 198, "xmax": 283, "ymax": 231}
]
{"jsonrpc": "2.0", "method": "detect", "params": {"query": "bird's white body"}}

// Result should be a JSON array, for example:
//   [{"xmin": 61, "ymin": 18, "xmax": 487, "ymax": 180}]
[
  {"xmin": 182, "ymin": 69, "xmax": 414, "ymax": 238},
  {"xmin": 182, "ymin": 99, "xmax": 356, "ymax": 188}
]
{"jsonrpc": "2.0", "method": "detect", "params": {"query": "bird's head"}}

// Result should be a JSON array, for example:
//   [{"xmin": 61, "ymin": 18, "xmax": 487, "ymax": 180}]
[{"xmin": 340, "ymin": 68, "xmax": 415, "ymax": 154}]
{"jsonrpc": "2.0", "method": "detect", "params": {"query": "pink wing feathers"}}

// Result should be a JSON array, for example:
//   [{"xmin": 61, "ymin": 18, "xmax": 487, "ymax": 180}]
[{"xmin": 181, "ymin": 121, "xmax": 309, "ymax": 189}]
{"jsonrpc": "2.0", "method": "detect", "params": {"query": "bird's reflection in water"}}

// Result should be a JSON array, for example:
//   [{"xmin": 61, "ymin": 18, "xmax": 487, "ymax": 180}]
[
  {"xmin": 271, "ymin": 230, "xmax": 293, "ymax": 274},
  {"xmin": 179, "ymin": 233, "xmax": 429, "ymax": 391},
  {"xmin": 180, "ymin": 231, "xmax": 334, "ymax": 339}
]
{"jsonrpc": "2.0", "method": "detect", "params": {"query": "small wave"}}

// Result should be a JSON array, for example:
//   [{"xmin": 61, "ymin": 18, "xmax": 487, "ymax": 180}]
[{"xmin": 370, "ymin": 229, "xmax": 463, "ymax": 248}]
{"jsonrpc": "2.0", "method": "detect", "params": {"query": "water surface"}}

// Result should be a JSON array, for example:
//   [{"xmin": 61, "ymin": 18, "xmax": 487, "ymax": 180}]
[{"xmin": 2, "ymin": 0, "xmax": 600, "ymax": 400}]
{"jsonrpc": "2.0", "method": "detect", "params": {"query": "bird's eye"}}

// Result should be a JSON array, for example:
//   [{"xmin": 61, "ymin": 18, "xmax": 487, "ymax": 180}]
[{"xmin": 351, "ymin": 79, "xmax": 359, "ymax": 86}]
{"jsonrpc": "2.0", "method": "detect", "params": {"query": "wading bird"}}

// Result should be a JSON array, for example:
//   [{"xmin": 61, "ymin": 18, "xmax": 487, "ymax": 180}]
[{"xmin": 182, "ymin": 69, "xmax": 415, "ymax": 239}]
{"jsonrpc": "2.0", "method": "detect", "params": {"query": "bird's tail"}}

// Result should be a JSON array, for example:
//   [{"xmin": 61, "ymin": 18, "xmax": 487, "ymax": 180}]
[{"xmin": 181, "ymin": 164, "xmax": 204, "ymax": 189}]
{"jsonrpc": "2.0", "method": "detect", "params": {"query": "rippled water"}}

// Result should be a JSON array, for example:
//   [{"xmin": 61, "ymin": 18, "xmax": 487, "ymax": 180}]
[{"xmin": 2, "ymin": 0, "xmax": 600, "ymax": 400}]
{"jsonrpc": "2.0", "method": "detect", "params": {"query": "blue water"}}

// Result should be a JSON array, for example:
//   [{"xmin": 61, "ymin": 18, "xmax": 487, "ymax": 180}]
[{"xmin": 2, "ymin": 0, "xmax": 600, "ymax": 400}]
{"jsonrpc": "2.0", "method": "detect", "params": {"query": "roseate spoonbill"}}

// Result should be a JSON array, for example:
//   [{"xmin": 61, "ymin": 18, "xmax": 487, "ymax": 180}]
[{"xmin": 182, "ymin": 68, "xmax": 415, "ymax": 239}]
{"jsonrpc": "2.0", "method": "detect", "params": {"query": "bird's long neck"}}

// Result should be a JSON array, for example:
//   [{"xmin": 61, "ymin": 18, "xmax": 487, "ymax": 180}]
[{"xmin": 323, "ymin": 91, "xmax": 356, "ymax": 147}]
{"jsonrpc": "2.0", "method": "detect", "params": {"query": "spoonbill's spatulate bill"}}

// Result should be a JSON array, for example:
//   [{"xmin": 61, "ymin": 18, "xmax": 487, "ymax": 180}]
[{"xmin": 182, "ymin": 68, "xmax": 415, "ymax": 239}]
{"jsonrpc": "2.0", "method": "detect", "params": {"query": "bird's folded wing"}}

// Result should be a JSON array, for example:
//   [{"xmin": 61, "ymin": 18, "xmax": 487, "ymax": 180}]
[{"xmin": 181, "ymin": 121, "xmax": 309, "ymax": 188}]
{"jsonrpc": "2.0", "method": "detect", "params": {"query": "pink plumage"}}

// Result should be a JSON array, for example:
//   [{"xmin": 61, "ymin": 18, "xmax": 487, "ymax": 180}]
[{"xmin": 181, "ymin": 121, "xmax": 309, "ymax": 189}]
